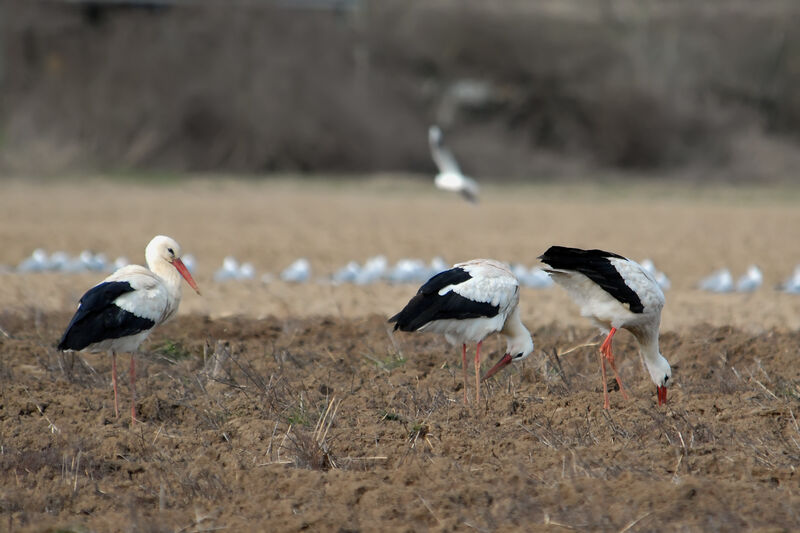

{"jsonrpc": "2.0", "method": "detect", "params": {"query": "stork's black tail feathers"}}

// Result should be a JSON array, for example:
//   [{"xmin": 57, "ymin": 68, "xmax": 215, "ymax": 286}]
[
  {"xmin": 538, "ymin": 246, "xmax": 626, "ymax": 269},
  {"xmin": 539, "ymin": 246, "xmax": 644, "ymax": 314}
]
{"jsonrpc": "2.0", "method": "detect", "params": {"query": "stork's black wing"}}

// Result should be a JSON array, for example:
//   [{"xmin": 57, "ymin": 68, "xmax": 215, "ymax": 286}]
[
  {"xmin": 389, "ymin": 267, "xmax": 499, "ymax": 331},
  {"xmin": 57, "ymin": 281, "xmax": 156, "ymax": 350}
]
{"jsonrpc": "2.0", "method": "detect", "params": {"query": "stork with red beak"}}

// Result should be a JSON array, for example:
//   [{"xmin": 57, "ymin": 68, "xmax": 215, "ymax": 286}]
[
  {"xmin": 389, "ymin": 258, "xmax": 533, "ymax": 404},
  {"xmin": 538, "ymin": 246, "xmax": 671, "ymax": 409},
  {"xmin": 57, "ymin": 235, "xmax": 200, "ymax": 424}
]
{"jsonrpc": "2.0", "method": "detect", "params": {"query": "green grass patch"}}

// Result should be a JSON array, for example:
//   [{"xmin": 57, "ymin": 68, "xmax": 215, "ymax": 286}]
[{"xmin": 154, "ymin": 340, "xmax": 192, "ymax": 362}]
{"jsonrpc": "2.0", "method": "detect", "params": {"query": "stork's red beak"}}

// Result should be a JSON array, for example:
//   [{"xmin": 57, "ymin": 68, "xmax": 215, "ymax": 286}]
[
  {"xmin": 481, "ymin": 353, "xmax": 513, "ymax": 382},
  {"xmin": 657, "ymin": 385, "xmax": 668, "ymax": 406},
  {"xmin": 173, "ymin": 258, "xmax": 201, "ymax": 295}
]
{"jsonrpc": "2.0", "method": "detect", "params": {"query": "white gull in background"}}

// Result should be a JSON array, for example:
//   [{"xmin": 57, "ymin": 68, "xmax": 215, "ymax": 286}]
[
  {"xmin": 332, "ymin": 261, "xmax": 362, "ymax": 284},
  {"xmin": 181, "ymin": 254, "xmax": 197, "ymax": 274},
  {"xmin": 214, "ymin": 256, "xmax": 241, "ymax": 282},
  {"xmin": 387, "ymin": 258, "xmax": 429, "ymax": 284},
  {"xmin": 17, "ymin": 249, "xmax": 49, "ymax": 272},
  {"xmin": 736, "ymin": 265, "xmax": 763, "ymax": 292},
  {"xmin": 429, "ymin": 126, "xmax": 480, "ymax": 203},
  {"xmin": 49, "ymin": 251, "xmax": 71, "ymax": 271},
  {"xmin": 239, "ymin": 262, "xmax": 255, "ymax": 280},
  {"xmin": 332, "ymin": 256, "xmax": 447, "ymax": 285},
  {"xmin": 511, "ymin": 264, "xmax": 554, "ymax": 288},
  {"xmin": 214, "ymin": 256, "xmax": 255, "ymax": 282},
  {"xmin": 428, "ymin": 256, "xmax": 449, "ymax": 277},
  {"xmin": 281, "ymin": 258, "xmax": 311, "ymax": 283},
  {"xmin": 780, "ymin": 265, "xmax": 800, "ymax": 294},
  {"xmin": 111, "ymin": 256, "xmax": 130, "ymax": 271},
  {"xmin": 354, "ymin": 255, "xmax": 388, "ymax": 285},
  {"xmin": 18, "ymin": 249, "xmax": 114, "ymax": 273},
  {"xmin": 80, "ymin": 250, "xmax": 108, "ymax": 272},
  {"xmin": 698, "ymin": 268, "xmax": 734, "ymax": 293}
]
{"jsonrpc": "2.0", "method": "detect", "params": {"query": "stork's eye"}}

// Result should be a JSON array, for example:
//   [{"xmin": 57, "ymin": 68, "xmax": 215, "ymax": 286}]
[
  {"xmin": 664, "ymin": 375, "xmax": 669, "ymax": 383},
  {"xmin": 515, "ymin": 352, "xmax": 523, "ymax": 359},
  {"xmin": 167, "ymin": 248, "xmax": 175, "ymax": 256}
]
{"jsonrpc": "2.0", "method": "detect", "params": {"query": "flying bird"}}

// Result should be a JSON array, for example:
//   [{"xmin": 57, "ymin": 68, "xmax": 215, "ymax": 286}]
[
  {"xmin": 539, "ymin": 246, "xmax": 672, "ymax": 409},
  {"xmin": 429, "ymin": 125, "xmax": 480, "ymax": 203},
  {"xmin": 57, "ymin": 235, "xmax": 200, "ymax": 424},
  {"xmin": 389, "ymin": 259, "xmax": 533, "ymax": 404}
]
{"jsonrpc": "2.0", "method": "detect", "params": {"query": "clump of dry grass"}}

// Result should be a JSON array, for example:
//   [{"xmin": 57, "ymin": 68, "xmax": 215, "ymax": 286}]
[{"xmin": 281, "ymin": 398, "xmax": 340, "ymax": 471}]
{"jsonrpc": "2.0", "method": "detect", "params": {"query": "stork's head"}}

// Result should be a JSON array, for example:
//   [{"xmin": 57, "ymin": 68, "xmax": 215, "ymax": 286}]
[
  {"xmin": 648, "ymin": 353, "xmax": 672, "ymax": 406},
  {"xmin": 481, "ymin": 332, "xmax": 534, "ymax": 382},
  {"xmin": 146, "ymin": 235, "xmax": 200, "ymax": 294}
]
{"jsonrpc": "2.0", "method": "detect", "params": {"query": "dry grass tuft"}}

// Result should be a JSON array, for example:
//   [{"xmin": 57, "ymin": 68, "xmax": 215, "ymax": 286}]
[{"xmin": 283, "ymin": 398, "xmax": 341, "ymax": 470}]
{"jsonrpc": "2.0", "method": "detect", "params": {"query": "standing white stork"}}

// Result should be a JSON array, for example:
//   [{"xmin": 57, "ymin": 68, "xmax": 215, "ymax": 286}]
[
  {"xmin": 57, "ymin": 235, "xmax": 200, "ymax": 423},
  {"xmin": 429, "ymin": 126, "xmax": 480, "ymax": 203},
  {"xmin": 539, "ymin": 246, "xmax": 671, "ymax": 409},
  {"xmin": 389, "ymin": 259, "xmax": 533, "ymax": 404}
]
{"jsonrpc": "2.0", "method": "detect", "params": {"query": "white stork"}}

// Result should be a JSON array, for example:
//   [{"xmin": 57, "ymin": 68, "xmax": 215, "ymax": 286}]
[
  {"xmin": 429, "ymin": 126, "xmax": 480, "ymax": 203},
  {"xmin": 539, "ymin": 246, "xmax": 671, "ymax": 409},
  {"xmin": 57, "ymin": 235, "xmax": 200, "ymax": 423},
  {"xmin": 389, "ymin": 259, "xmax": 533, "ymax": 404}
]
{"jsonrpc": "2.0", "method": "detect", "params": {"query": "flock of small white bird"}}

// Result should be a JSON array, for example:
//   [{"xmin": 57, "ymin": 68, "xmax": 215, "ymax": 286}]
[
  {"xmin": 697, "ymin": 265, "xmax": 765, "ymax": 293},
  {"xmin": 212, "ymin": 255, "xmax": 557, "ymax": 287},
  {"xmin": 8, "ymin": 248, "xmax": 197, "ymax": 276},
  {"xmin": 9, "ymin": 249, "xmax": 800, "ymax": 293}
]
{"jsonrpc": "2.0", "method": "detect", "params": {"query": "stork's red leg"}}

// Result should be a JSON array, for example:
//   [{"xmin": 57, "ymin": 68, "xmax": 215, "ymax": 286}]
[
  {"xmin": 474, "ymin": 341, "xmax": 483, "ymax": 404},
  {"xmin": 600, "ymin": 327, "xmax": 616, "ymax": 355},
  {"xmin": 111, "ymin": 351, "xmax": 119, "ymax": 419},
  {"xmin": 599, "ymin": 350, "xmax": 610, "ymax": 409},
  {"xmin": 461, "ymin": 343, "xmax": 468, "ymax": 405},
  {"xmin": 130, "ymin": 354, "xmax": 137, "ymax": 425},
  {"xmin": 600, "ymin": 328, "xmax": 629, "ymax": 401}
]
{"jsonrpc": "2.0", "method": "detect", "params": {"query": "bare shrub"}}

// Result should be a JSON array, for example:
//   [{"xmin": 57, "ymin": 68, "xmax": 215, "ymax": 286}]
[{"xmin": 3, "ymin": 2, "xmax": 800, "ymax": 178}]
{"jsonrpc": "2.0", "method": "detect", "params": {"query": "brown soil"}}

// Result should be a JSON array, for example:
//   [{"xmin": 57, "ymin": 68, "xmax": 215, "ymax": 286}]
[{"xmin": 1, "ymin": 179, "xmax": 799, "ymax": 531}]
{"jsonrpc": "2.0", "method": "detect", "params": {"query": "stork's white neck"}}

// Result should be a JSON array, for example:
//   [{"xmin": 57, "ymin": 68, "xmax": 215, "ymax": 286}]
[
  {"xmin": 629, "ymin": 324, "xmax": 671, "ymax": 387},
  {"xmin": 147, "ymin": 256, "xmax": 183, "ymax": 302},
  {"xmin": 501, "ymin": 307, "xmax": 524, "ymax": 337},
  {"xmin": 502, "ymin": 307, "xmax": 534, "ymax": 356}
]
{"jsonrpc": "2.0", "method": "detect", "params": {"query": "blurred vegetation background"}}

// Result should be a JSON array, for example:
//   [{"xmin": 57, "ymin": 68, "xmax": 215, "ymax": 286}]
[{"xmin": 2, "ymin": 0, "xmax": 800, "ymax": 181}]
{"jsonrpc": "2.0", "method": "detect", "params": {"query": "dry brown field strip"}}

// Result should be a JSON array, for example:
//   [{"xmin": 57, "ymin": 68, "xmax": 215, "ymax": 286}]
[
  {"xmin": 1, "ymin": 178, "xmax": 799, "ymax": 530},
  {"xmin": 0, "ymin": 312, "xmax": 798, "ymax": 531}
]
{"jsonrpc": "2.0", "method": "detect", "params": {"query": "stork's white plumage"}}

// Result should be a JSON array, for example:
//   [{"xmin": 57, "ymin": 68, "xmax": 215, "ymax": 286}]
[
  {"xmin": 58, "ymin": 235, "xmax": 200, "ymax": 423},
  {"xmin": 539, "ymin": 246, "xmax": 671, "ymax": 409},
  {"xmin": 428, "ymin": 126, "xmax": 480, "ymax": 203},
  {"xmin": 389, "ymin": 259, "xmax": 533, "ymax": 404}
]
